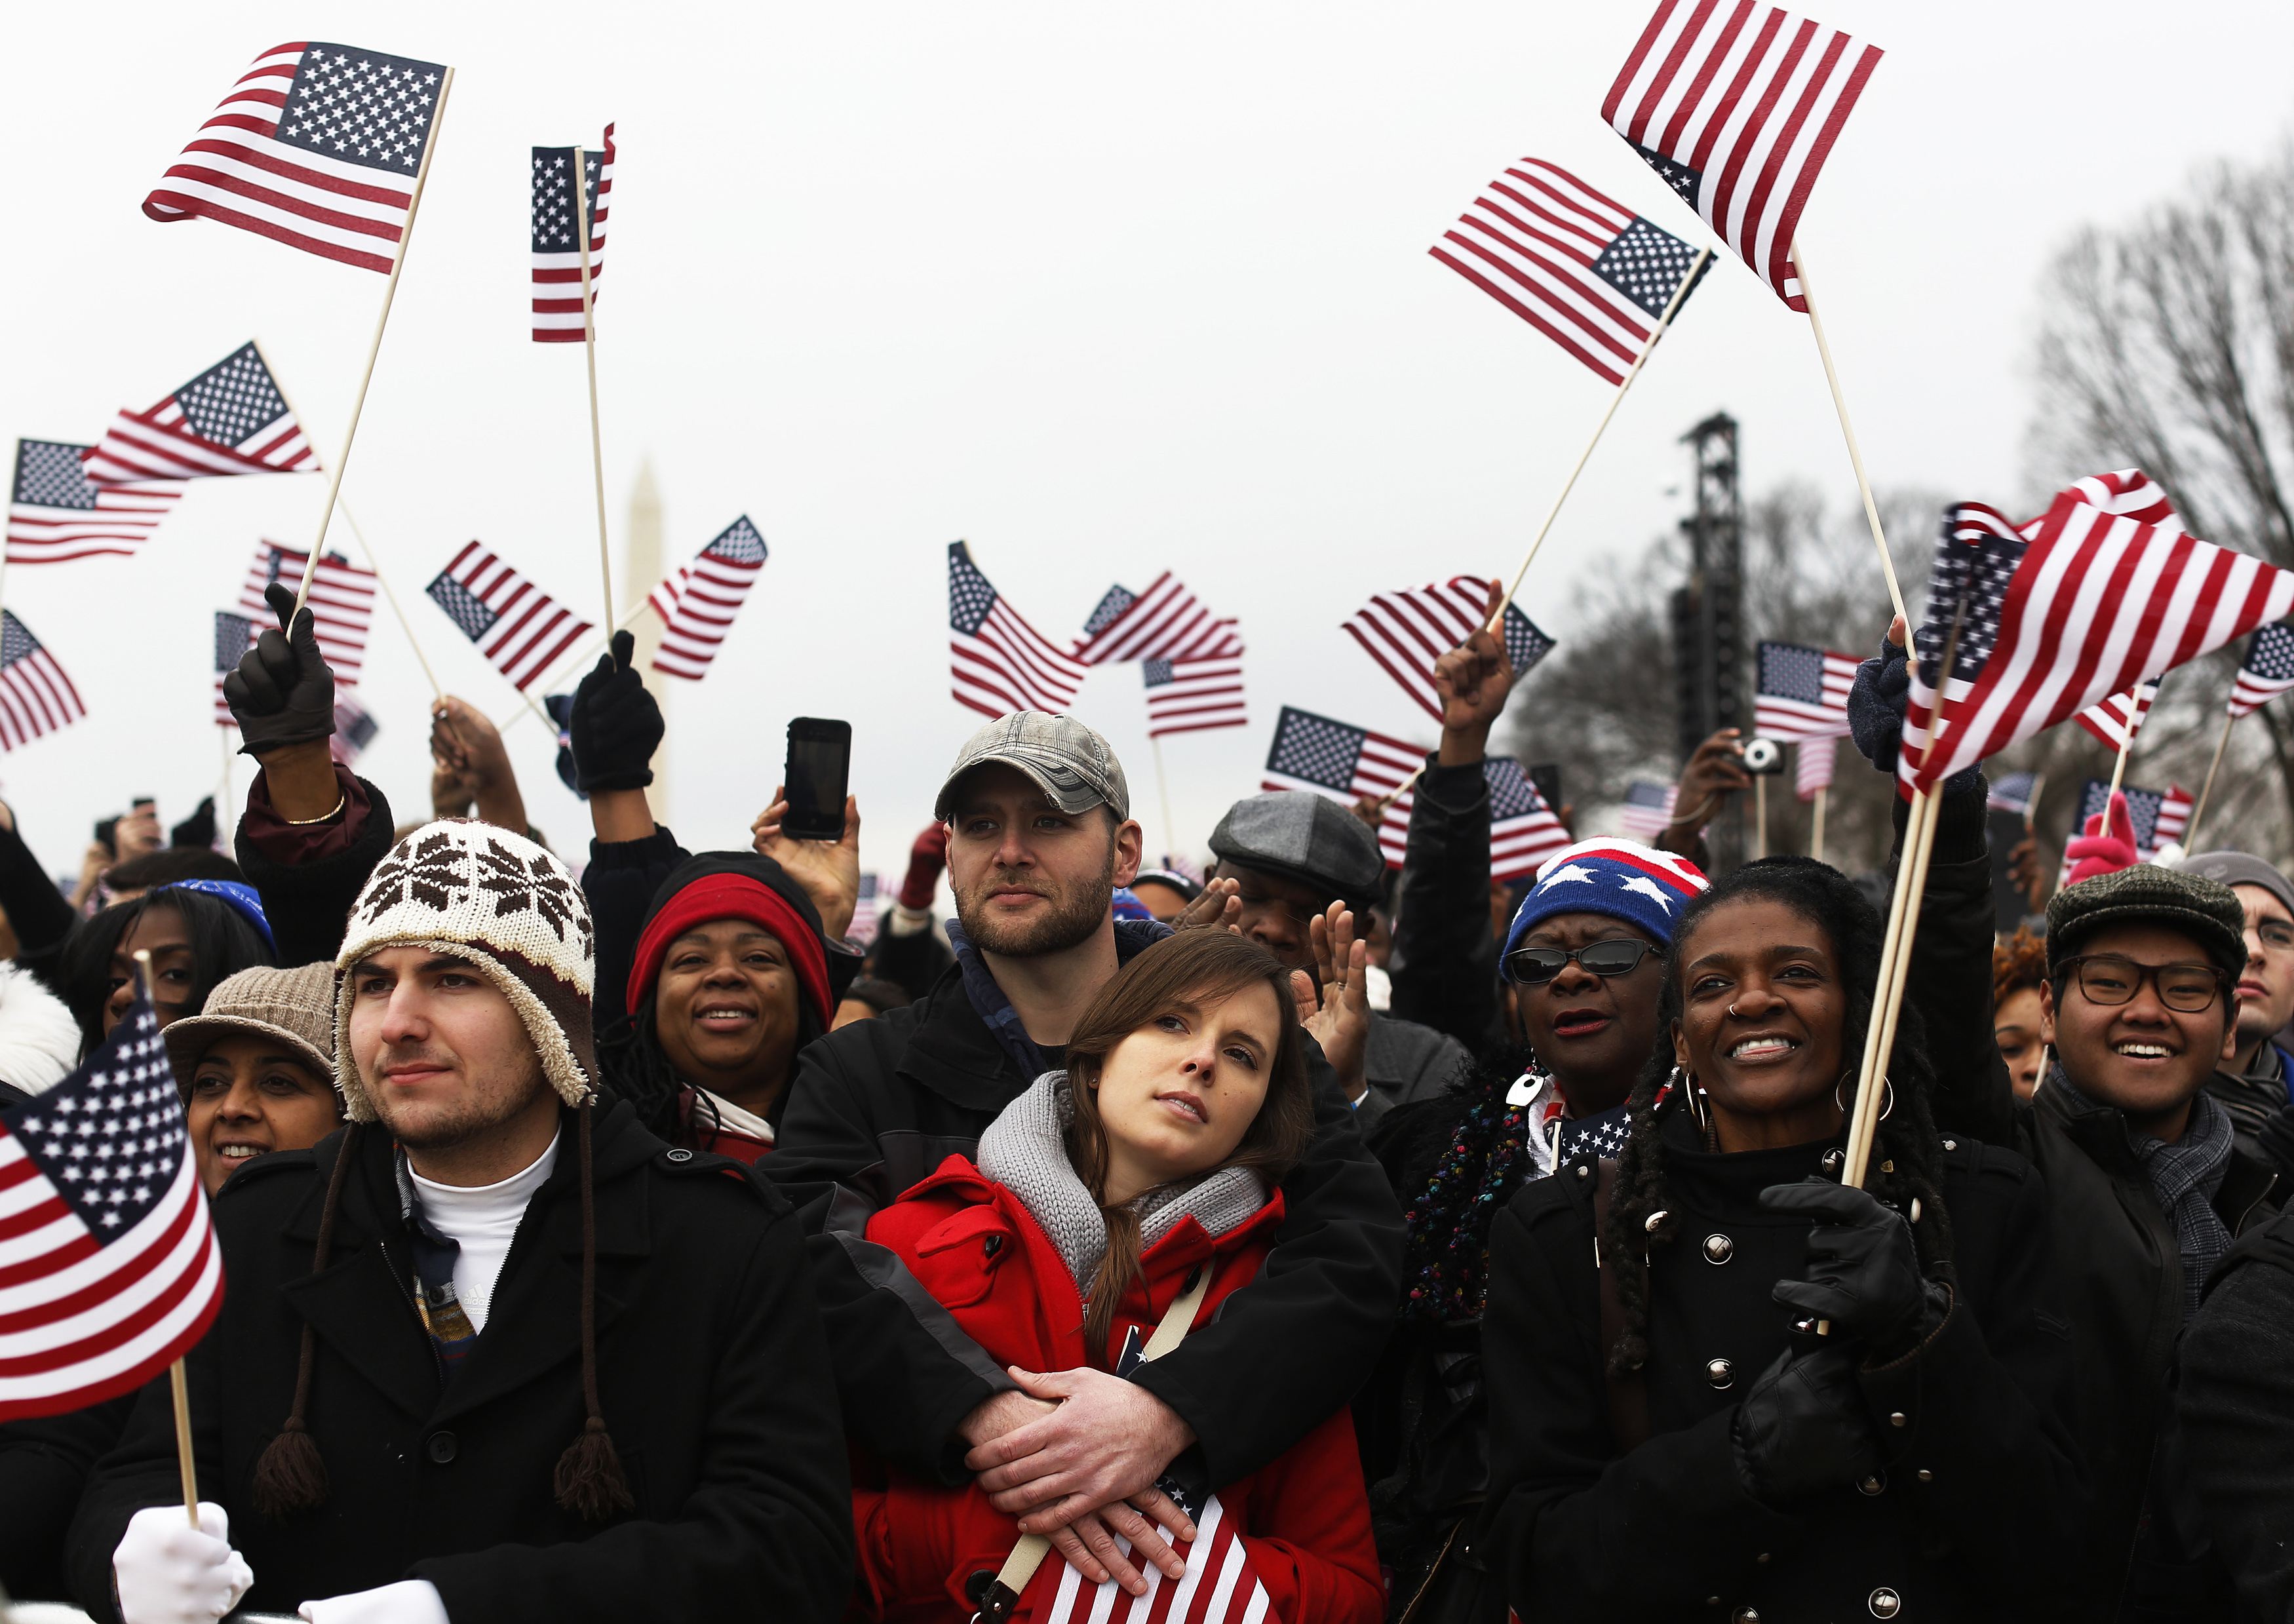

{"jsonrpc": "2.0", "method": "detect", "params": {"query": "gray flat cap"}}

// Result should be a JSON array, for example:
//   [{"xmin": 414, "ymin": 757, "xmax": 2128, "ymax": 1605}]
[
  {"xmin": 1209, "ymin": 792, "xmax": 1385, "ymax": 910},
  {"xmin": 934, "ymin": 711, "xmax": 1130, "ymax": 822},
  {"xmin": 2183, "ymin": 851, "xmax": 2294, "ymax": 922}
]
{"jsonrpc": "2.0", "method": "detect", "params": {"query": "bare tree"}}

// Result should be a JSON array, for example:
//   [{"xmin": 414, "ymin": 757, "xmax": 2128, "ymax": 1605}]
[{"xmin": 2028, "ymin": 147, "xmax": 2294, "ymax": 860}]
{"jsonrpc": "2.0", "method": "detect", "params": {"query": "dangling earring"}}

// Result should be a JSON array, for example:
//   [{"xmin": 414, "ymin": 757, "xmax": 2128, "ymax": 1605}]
[
  {"xmin": 1833, "ymin": 1072, "xmax": 1893, "ymax": 1121},
  {"xmin": 1682, "ymin": 1069, "xmax": 1711, "ymax": 1133}
]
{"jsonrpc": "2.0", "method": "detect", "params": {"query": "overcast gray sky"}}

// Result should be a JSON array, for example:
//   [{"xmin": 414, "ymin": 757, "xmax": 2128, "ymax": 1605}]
[{"xmin": 5, "ymin": 1, "xmax": 2291, "ymax": 887}]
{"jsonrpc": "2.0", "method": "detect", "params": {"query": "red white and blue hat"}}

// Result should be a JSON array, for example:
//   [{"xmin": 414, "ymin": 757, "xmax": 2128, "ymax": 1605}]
[{"xmin": 1503, "ymin": 838, "xmax": 1709, "ymax": 974}]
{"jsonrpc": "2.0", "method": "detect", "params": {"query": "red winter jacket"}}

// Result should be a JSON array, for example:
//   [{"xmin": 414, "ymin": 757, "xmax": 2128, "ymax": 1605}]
[{"xmin": 851, "ymin": 1155, "xmax": 1384, "ymax": 1624}]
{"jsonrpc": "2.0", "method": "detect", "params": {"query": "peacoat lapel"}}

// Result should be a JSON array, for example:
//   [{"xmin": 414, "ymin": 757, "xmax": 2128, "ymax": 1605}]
[{"xmin": 276, "ymin": 1131, "xmax": 440, "ymax": 1421}]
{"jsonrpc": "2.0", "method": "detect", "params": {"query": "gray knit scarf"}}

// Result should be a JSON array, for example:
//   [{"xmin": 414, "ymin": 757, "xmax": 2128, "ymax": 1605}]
[
  {"xmin": 975, "ymin": 1071, "xmax": 1268, "ymax": 1294},
  {"xmin": 2055, "ymin": 1066, "xmax": 2236, "ymax": 1321}
]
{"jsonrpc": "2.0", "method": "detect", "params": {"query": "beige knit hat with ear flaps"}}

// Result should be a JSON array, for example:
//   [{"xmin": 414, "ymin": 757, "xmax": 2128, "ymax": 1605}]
[{"xmin": 333, "ymin": 821, "xmax": 597, "ymax": 1123}]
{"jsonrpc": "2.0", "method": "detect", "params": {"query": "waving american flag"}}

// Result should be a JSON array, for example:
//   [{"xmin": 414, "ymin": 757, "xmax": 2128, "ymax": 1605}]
[
  {"xmin": 1342, "ymin": 577, "xmax": 1555, "ymax": 725},
  {"xmin": 83, "ymin": 343, "xmax": 316, "ymax": 486},
  {"xmin": 0, "ymin": 614, "xmax": 87, "ymax": 752},
  {"xmin": 2072, "ymin": 678, "xmax": 2160, "ymax": 753},
  {"xmin": 2230, "ymin": 624, "xmax": 2294, "ymax": 720},
  {"xmin": 240, "ymin": 543, "xmax": 377, "ymax": 688},
  {"xmin": 1753, "ymin": 641, "xmax": 1857, "ymax": 741},
  {"xmin": 1616, "ymin": 780, "xmax": 1679, "ymax": 841},
  {"xmin": 1144, "ymin": 651, "xmax": 1247, "ymax": 737},
  {"xmin": 948, "ymin": 543, "xmax": 1085, "ymax": 718},
  {"xmin": 8, "ymin": 441, "xmax": 183, "ymax": 565},
  {"xmin": 0, "ymin": 1001, "xmax": 221, "ymax": 1419},
  {"xmin": 426, "ymin": 543, "xmax": 594, "ymax": 692},
  {"xmin": 532, "ymin": 126, "xmax": 614, "ymax": 342},
  {"xmin": 1074, "ymin": 573, "xmax": 1239, "ymax": 667},
  {"xmin": 648, "ymin": 516, "xmax": 769, "ymax": 680}
]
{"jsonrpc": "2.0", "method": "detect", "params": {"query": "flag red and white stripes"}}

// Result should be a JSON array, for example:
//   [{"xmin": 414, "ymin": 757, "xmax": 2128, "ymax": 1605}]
[
  {"xmin": 1431, "ymin": 157, "xmax": 1707, "ymax": 385},
  {"xmin": 1753, "ymin": 640, "xmax": 1857, "ymax": 741},
  {"xmin": 1144, "ymin": 650, "xmax": 1248, "ymax": 737},
  {"xmin": 2072, "ymin": 678, "xmax": 2160, "ymax": 752},
  {"xmin": 1616, "ymin": 780, "xmax": 1679, "ymax": 840},
  {"xmin": 9, "ymin": 442, "xmax": 183, "ymax": 565},
  {"xmin": 144, "ymin": 42, "xmax": 450, "ymax": 274},
  {"xmin": 1341, "ymin": 578, "xmax": 1555, "ymax": 725},
  {"xmin": 83, "ymin": 344, "xmax": 316, "ymax": 486},
  {"xmin": 1074, "ymin": 573, "xmax": 1239, "ymax": 666},
  {"xmin": 532, "ymin": 126, "xmax": 614, "ymax": 342},
  {"xmin": 2230, "ymin": 624, "xmax": 2294, "ymax": 719},
  {"xmin": 648, "ymin": 516, "xmax": 768, "ymax": 680},
  {"xmin": 1795, "ymin": 733, "xmax": 1835, "ymax": 801},
  {"xmin": 1603, "ymin": 0, "xmax": 1883, "ymax": 310},
  {"xmin": 948, "ymin": 543, "xmax": 1086, "ymax": 718},
  {"xmin": 1032, "ymin": 1494, "xmax": 1272, "ymax": 1624},
  {"xmin": 0, "ymin": 1003, "xmax": 224, "ymax": 1419},
  {"xmin": 0, "ymin": 614, "xmax": 87, "ymax": 752},
  {"xmin": 239, "ymin": 543, "xmax": 376, "ymax": 687},
  {"xmin": 425, "ymin": 542, "xmax": 594, "ymax": 693}
]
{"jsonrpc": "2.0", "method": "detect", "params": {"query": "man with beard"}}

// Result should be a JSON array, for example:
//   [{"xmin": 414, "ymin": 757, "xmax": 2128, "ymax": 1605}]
[{"xmin": 767, "ymin": 712, "xmax": 1402, "ymax": 1600}]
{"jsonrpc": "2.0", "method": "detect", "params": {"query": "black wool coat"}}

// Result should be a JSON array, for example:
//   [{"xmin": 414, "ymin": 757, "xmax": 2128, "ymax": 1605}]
[
  {"xmin": 1482, "ymin": 1108, "xmax": 2083, "ymax": 1624},
  {"xmin": 67, "ymin": 1100, "xmax": 853, "ymax": 1624},
  {"xmin": 762, "ymin": 932, "xmax": 1405, "ymax": 1490}
]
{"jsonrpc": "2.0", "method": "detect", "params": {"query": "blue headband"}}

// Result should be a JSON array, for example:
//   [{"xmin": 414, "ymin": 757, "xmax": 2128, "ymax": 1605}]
[{"xmin": 155, "ymin": 880, "xmax": 275, "ymax": 951}]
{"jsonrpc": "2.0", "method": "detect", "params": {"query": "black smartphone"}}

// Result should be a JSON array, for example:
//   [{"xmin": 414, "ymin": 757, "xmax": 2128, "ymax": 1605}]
[
  {"xmin": 94, "ymin": 817, "xmax": 119, "ymax": 853},
  {"xmin": 1528, "ymin": 763, "xmax": 1564, "ymax": 814},
  {"xmin": 783, "ymin": 718, "xmax": 852, "ymax": 841}
]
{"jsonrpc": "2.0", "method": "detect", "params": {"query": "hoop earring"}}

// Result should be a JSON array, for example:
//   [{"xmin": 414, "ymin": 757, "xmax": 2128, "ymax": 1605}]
[
  {"xmin": 1684, "ymin": 1072, "xmax": 1711, "ymax": 1133},
  {"xmin": 1835, "ymin": 1072, "xmax": 1893, "ymax": 1122}
]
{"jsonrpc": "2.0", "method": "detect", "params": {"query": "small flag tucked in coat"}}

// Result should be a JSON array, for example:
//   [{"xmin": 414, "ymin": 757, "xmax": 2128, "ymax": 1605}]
[
  {"xmin": 0, "ymin": 999, "xmax": 222, "ymax": 1419},
  {"xmin": 1754, "ymin": 642, "xmax": 1857, "ymax": 741},
  {"xmin": 1144, "ymin": 648, "xmax": 1247, "ymax": 737},
  {"xmin": 532, "ymin": 126, "xmax": 614, "ymax": 342},
  {"xmin": 948, "ymin": 542, "xmax": 1086, "ymax": 718},
  {"xmin": 0, "ymin": 613, "xmax": 87, "ymax": 752},
  {"xmin": 240, "ymin": 543, "xmax": 377, "ymax": 687},
  {"xmin": 1031, "ymin": 1494, "xmax": 1273, "ymax": 1624},
  {"xmin": 1616, "ymin": 779, "xmax": 1679, "ymax": 841},
  {"xmin": 1431, "ymin": 157, "xmax": 1707, "ymax": 385},
  {"xmin": 1342, "ymin": 578, "xmax": 1555, "ymax": 725},
  {"xmin": 213, "ymin": 611, "xmax": 256, "ymax": 727},
  {"xmin": 1603, "ymin": 0, "xmax": 1882, "ymax": 310},
  {"xmin": 426, "ymin": 542, "xmax": 594, "ymax": 692},
  {"xmin": 82, "ymin": 343, "xmax": 316, "ymax": 486},
  {"xmin": 8, "ymin": 441, "xmax": 183, "ymax": 565},
  {"xmin": 1074, "ymin": 573, "xmax": 1239, "ymax": 666},
  {"xmin": 145, "ymin": 43, "xmax": 450, "ymax": 273},
  {"xmin": 2230, "ymin": 624, "xmax": 2294, "ymax": 720},
  {"xmin": 647, "ymin": 516, "xmax": 768, "ymax": 680}
]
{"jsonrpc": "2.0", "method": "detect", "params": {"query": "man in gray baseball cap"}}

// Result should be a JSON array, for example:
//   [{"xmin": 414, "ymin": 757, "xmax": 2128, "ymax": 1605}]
[
  {"xmin": 1203, "ymin": 790, "xmax": 1469, "ymax": 1128},
  {"xmin": 2185, "ymin": 849, "xmax": 2294, "ymax": 1157},
  {"xmin": 931, "ymin": 710, "xmax": 1131, "ymax": 822}
]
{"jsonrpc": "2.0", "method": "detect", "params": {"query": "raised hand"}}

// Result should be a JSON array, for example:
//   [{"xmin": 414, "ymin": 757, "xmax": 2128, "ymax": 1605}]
[
  {"xmin": 224, "ymin": 581, "xmax": 337, "ymax": 756},
  {"xmin": 1175, "ymin": 876, "xmax": 1243, "ymax": 934},
  {"xmin": 752, "ymin": 786, "xmax": 863, "ymax": 940},
  {"xmin": 568, "ymin": 630, "xmax": 663, "ymax": 793},
  {"xmin": 1292, "ymin": 903, "xmax": 1369, "ymax": 1098},
  {"xmin": 1433, "ymin": 577, "xmax": 1517, "ymax": 765}
]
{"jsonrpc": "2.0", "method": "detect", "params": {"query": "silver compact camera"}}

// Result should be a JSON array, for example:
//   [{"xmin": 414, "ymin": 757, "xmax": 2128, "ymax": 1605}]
[{"xmin": 1740, "ymin": 736, "xmax": 1785, "ymax": 775}]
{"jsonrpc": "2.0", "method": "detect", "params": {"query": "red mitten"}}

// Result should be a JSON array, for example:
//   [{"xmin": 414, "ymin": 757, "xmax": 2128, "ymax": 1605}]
[
  {"xmin": 898, "ymin": 822, "xmax": 951, "ymax": 910},
  {"xmin": 2064, "ymin": 790, "xmax": 2139, "ymax": 885}
]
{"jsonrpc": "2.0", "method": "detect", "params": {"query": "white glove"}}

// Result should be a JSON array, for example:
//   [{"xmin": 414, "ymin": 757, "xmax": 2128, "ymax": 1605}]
[
  {"xmin": 300, "ymin": 1578, "xmax": 452, "ymax": 1624},
  {"xmin": 113, "ymin": 1501, "xmax": 254, "ymax": 1624}
]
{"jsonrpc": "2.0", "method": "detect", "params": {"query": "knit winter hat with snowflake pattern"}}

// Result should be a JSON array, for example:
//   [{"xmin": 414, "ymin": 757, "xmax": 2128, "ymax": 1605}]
[{"xmin": 332, "ymin": 820, "xmax": 597, "ymax": 1122}]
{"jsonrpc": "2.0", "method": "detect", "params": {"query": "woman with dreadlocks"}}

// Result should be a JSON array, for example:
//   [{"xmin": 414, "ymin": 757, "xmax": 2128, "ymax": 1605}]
[
  {"xmin": 1481, "ymin": 857, "xmax": 2080, "ymax": 1623},
  {"xmin": 569, "ymin": 632, "xmax": 863, "ymax": 1157}
]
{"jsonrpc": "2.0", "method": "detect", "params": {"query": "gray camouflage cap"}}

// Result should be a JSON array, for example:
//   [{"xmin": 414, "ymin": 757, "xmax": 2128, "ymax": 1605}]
[{"xmin": 934, "ymin": 712, "xmax": 1131, "ymax": 822}]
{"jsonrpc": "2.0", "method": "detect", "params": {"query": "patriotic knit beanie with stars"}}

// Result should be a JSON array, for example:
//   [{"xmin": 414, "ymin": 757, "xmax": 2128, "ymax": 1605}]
[
  {"xmin": 1502, "ymin": 837, "xmax": 1709, "ymax": 973},
  {"xmin": 332, "ymin": 820, "xmax": 597, "ymax": 1123}
]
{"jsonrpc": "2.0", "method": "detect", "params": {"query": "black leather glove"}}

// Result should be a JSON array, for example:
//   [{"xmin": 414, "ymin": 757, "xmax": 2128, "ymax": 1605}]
[
  {"xmin": 168, "ymin": 796, "xmax": 216, "ymax": 850},
  {"xmin": 223, "ymin": 583, "xmax": 336, "ymax": 756},
  {"xmin": 568, "ymin": 630, "xmax": 662, "ymax": 792},
  {"xmin": 1732, "ymin": 1345, "xmax": 1883, "ymax": 1505},
  {"xmin": 1762, "ymin": 1177, "xmax": 1944, "ymax": 1356}
]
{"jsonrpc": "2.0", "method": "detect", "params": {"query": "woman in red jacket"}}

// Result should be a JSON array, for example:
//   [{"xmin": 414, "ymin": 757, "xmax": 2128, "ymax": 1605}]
[{"xmin": 852, "ymin": 929, "xmax": 1385, "ymax": 1624}]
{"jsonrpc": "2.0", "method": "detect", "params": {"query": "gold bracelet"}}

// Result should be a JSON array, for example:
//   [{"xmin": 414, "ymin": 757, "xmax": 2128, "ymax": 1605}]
[{"xmin": 282, "ymin": 790, "xmax": 347, "ymax": 826}]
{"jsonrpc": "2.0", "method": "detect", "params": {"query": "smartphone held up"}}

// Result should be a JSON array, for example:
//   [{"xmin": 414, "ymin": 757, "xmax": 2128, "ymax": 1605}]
[{"xmin": 782, "ymin": 718, "xmax": 851, "ymax": 841}]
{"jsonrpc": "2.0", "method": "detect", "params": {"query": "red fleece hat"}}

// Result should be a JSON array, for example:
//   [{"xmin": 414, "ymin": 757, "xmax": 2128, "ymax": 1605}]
[{"xmin": 627, "ymin": 870, "xmax": 833, "ymax": 1028}]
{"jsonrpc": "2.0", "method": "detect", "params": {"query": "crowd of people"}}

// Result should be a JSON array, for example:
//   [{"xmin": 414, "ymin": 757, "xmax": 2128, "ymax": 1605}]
[{"xmin": 0, "ymin": 577, "xmax": 2288, "ymax": 1623}]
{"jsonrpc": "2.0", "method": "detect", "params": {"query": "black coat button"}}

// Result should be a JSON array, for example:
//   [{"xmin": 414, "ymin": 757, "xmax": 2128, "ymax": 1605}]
[
  {"xmin": 964, "ymin": 1570, "xmax": 998, "ymax": 1606},
  {"xmin": 426, "ymin": 1431, "xmax": 457, "ymax": 1464}
]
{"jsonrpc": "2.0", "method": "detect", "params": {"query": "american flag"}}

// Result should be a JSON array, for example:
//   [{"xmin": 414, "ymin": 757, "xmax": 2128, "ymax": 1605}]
[
  {"xmin": 1603, "ymin": 0, "xmax": 1883, "ymax": 311},
  {"xmin": 425, "ymin": 542, "xmax": 594, "ymax": 693},
  {"xmin": 1080, "ymin": 585, "xmax": 1138, "ymax": 642},
  {"xmin": 2230, "ymin": 623, "xmax": 2294, "ymax": 720},
  {"xmin": 1616, "ymin": 779, "xmax": 1679, "ymax": 840},
  {"xmin": 81, "ymin": 343, "xmax": 317, "ymax": 486},
  {"xmin": 1795, "ymin": 733, "xmax": 1835, "ymax": 801},
  {"xmin": 213, "ymin": 611, "xmax": 256, "ymax": 727},
  {"xmin": 1899, "ymin": 492, "xmax": 2294, "ymax": 796},
  {"xmin": 1754, "ymin": 640, "xmax": 1857, "ymax": 741},
  {"xmin": 329, "ymin": 693, "xmax": 379, "ymax": 766},
  {"xmin": 1483, "ymin": 757, "xmax": 1574, "ymax": 881},
  {"xmin": 0, "ymin": 614, "xmax": 87, "ymax": 752},
  {"xmin": 144, "ymin": 42, "xmax": 450, "ymax": 274},
  {"xmin": 1431, "ymin": 156, "xmax": 1708, "ymax": 385},
  {"xmin": 2056, "ymin": 779, "xmax": 2194, "ymax": 884},
  {"xmin": 239, "ymin": 543, "xmax": 376, "ymax": 687},
  {"xmin": 1144, "ymin": 651, "xmax": 1248, "ymax": 737},
  {"xmin": 8, "ymin": 441, "xmax": 184, "ymax": 565},
  {"xmin": 1341, "ymin": 577, "xmax": 1556, "ymax": 725},
  {"xmin": 948, "ymin": 542, "xmax": 1086, "ymax": 718},
  {"xmin": 1030, "ymin": 1494, "xmax": 1271, "ymax": 1624},
  {"xmin": 1074, "ymin": 573, "xmax": 1240, "ymax": 666},
  {"xmin": 532, "ymin": 126, "xmax": 614, "ymax": 343},
  {"xmin": 0, "ymin": 1001, "xmax": 222, "ymax": 1420},
  {"xmin": 1261, "ymin": 706, "xmax": 1423, "ymax": 868},
  {"xmin": 1987, "ymin": 769, "xmax": 2039, "ymax": 819},
  {"xmin": 646, "ymin": 516, "xmax": 768, "ymax": 680},
  {"xmin": 2072, "ymin": 677, "xmax": 2160, "ymax": 752}
]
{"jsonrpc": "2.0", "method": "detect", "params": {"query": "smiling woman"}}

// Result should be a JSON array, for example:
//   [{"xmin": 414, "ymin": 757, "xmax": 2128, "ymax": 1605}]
[
  {"xmin": 163, "ymin": 961, "xmax": 344, "ymax": 1196},
  {"xmin": 56, "ymin": 884, "xmax": 276, "ymax": 1054}
]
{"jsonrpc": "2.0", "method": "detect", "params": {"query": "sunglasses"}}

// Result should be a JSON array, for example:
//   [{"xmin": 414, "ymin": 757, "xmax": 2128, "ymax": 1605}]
[{"xmin": 1506, "ymin": 938, "xmax": 1656, "ymax": 985}]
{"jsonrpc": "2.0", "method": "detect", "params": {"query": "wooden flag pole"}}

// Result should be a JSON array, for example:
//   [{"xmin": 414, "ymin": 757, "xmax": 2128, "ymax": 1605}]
[
  {"xmin": 2106, "ymin": 715, "xmax": 2138, "ymax": 799},
  {"xmin": 574, "ymin": 146, "xmax": 615, "ymax": 630},
  {"xmin": 334, "ymin": 501, "xmax": 445, "ymax": 703},
  {"xmin": 295, "ymin": 67, "xmax": 457, "ymax": 615},
  {"xmin": 2025, "ymin": 771, "xmax": 2047, "ymax": 834},
  {"xmin": 1790, "ymin": 235, "xmax": 1910, "ymax": 629},
  {"xmin": 1150, "ymin": 737, "xmax": 1178, "ymax": 857},
  {"xmin": 1753, "ymin": 773, "xmax": 1768, "ymax": 860},
  {"xmin": 2185, "ymin": 710, "xmax": 2239, "ymax": 852},
  {"xmin": 134, "ymin": 948, "xmax": 203, "ymax": 1523},
  {"xmin": 1810, "ymin": 785, "xmax": 1828, "ymax": 864},
  {"xmin": 1485, "ymin": 245, "xmax": 1714, "ymax": 634}
]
